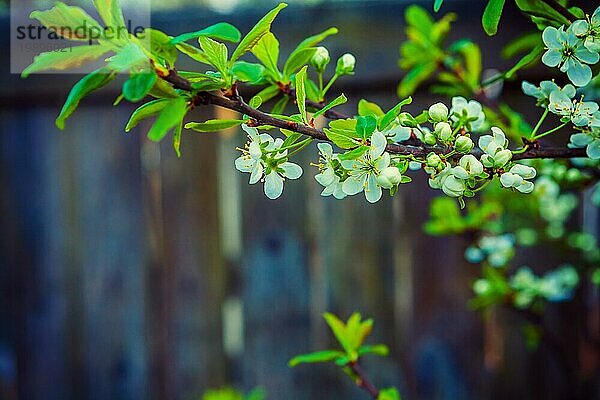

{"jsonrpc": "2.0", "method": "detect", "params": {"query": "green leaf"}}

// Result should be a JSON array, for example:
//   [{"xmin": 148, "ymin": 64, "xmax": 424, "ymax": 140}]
[
  {"xmin": 173, "ymin": 120, "xmax": 183, "ymax": 157},
  {"xmin": 231, "ymin": 61, "xmax": 265, "ymax": 83},
  {"xmin": 378, "ymin": 388, "xmax": 401, "ymax": 400},
  {"xmin": 283, "ymin": 47, "xmax": 317, "ymax": 81},
  {"xmin": 504, "ymin": 45, "xmax": 543, "ymax": 79},
  {"xmin": 175, "ymin": 42, "xmax": 211, "ymax": 65},
  {"xmin": 30, "ymin": 2, "xmax": 104, "ymax": 41},
  {"xmin": 502, "ymin": 32, "xmax": 542, "ymax": 59},
  {"xmin": 125, "ymin": 98, "xmax": 170, "ymax": 132},
  {"xmin": 380, "ymin": 97, "xmax": 413, "ymax": 130},
  {"xmin": 185, "ymin": 119, "xmax": 246, "ymax": 132},
  {"xmin": 312, "ymin": 94, "xmax": 347, "ymax": 119},
  {"xmin": 230, "ymin": 3, "xmax": 288, "ymax": 63},
  {"xmin": 283, "ymin": 28, "xmax": 338, "ymax": 78},
  {"xmin": 92, "ymin": 0, "xmax": 126, "ymax": 32},
  {"xmin": 295, "ymin": 65, "xmax": 308, "ymax": 124},
  {"xmin": 139, "ymin": 29, "xmax": 178, "ymax": 67},
  {"xmin": 288, "ymin": 350, "xmax": 345, "ymax": 367},
  {"xmin": 323, "ymin": 313, "xmax": 351, "ymax": 353},
  {"xmin": 356, "ymin": 115, "xmax": 377, "ymax": 139},
  {"xmin": 252, "ymin": 85, "xmax": 280, "ymax": 106},
  {"xmin": 358, "ymin": 344, "xmax": 389, "ymax": 357},
  {"xmin": 106, "ymin": 42, "xmax": 148, "ymax": 71},
  {"xmin": 56, "ymin": 67, "xmax": 116, "ymax": 129},
  {"xmin": 514, "ymin": 0, "xmax": 571, "ymax": 25},
  {"xmin": 251, "ymin": 32, "xmax": 281, "ymax": 77},
  {"xmin": 170, "ymin": 22, "xmax": 241, "ymax": 45},
  {"xmin": 123, "ymin": 73, "xmax": 157, "ymax": 102},
  {"xmin": 433, "ymin": 0, "xmax": 444, "ymax": 12},
  {"xmin": 482, "ymin": 0, "xmax": 506, "ymax": 35},
  {"xmin": 398, "ymin": 62, "xmax": 436, "ymax": 97},
  {"xmin": 148, "ymin": 79, "xmax": 180, "ymax": 99},
  {"xmin": 358, "ymin": 99, "xmax": 385, "ymax": 117},
  {"xmin": 339, "ymin": 146, "xmax": 368, "ymax": 161},
  {"xmin": 147, "ymin": 97, "xmax": 187, "ymax": 142},
  {"xmin": 199, "ymin": 36, "xmax": 229, "ymax": 77},
  {"xmin": 324, "ymin": 119, "xmax": 358, "ymax": 149},
  {"xmin": 405, "ymin": 5, "xmax": 434, "ymax": 36},
  {"xmin": 22, "ymin": 44, "xmax": 111, "ymax": 78}
]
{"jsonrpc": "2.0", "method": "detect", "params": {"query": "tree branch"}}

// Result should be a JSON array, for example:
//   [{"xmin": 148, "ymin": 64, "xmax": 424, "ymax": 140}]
[
  {"xmin": 161, "ymin": 69, "xmax": 589, "ymax": 161},
  {"xmin": 349, "ymin": 361, "xmax": 380, "ymax": 399}
]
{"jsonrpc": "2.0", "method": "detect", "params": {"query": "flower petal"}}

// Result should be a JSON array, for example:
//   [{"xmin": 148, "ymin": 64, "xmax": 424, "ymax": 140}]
[
  {"xmin": 264, "ymin": 171, "xmax": 284, "ymax": 199},
  {"xmin": 280, "ymin": 162, "xmax": 303, "ymax": 179},
  {"xmin": 365, "ymin": 174, "xmax": 383, "ymax": 203},
  {"xmin": 342, "ymin": 175, "xmax": 366, "ymax": 195},
  {"xmin": 566, "ymin": 62, "xmax": 592, "ymax": 87}
]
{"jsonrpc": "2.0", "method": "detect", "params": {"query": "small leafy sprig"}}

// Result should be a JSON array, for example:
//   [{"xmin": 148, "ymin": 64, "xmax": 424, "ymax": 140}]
[{"xmin": 289, "ymin": 313, "xmax": 400, "ymax": 400}]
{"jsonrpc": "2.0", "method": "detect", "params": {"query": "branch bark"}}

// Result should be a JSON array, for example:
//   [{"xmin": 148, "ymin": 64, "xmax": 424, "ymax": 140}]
[
  {"xmin": 349, "ymin": 361, "xmax": 380, "ymax": 399},
  {"xmin": 161, "ymin": 69, "xmax": 588, "ymax": 161}
]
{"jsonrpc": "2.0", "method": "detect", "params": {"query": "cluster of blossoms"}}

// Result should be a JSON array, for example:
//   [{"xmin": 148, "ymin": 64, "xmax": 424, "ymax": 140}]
[
  {"xmin": 541, "ymin": 5, "xmax": 600, "ymax": 87},
  {"xmin": 314, "ymin": 131, "xmax": 410, "ymax": 203},
  {"xmin": 465, "ymin": 234, "xmax": 516, "ymax": 268},
  {"xmin": 523, "ymin": 80, "xmax": 600, "ymax": 159},
  {"xmin": 473, "ymin": 264, "xmax": 579, "ymax": 309},
  {"xmin": 235, "ymin": 125, "xmax": 303, "ymax": 199}
]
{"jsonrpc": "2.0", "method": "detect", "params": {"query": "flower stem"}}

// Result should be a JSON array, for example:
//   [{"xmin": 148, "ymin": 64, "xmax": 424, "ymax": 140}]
[
  {"xmin": 530, "ymin": 108, "xmax": 549, "ymax": 138},
  {"xmin": 322, "ymin": 73, "xmax": 339, "ymax": 98},
  {"xmin": 533, "ymin": 122, "xmax": 567, "ymax": 140}
]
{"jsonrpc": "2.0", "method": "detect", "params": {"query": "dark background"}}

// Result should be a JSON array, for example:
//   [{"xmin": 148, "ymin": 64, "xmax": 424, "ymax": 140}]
[{"xmin": 0, "ymin": 1, "xmax": 598, "ymax": 399}]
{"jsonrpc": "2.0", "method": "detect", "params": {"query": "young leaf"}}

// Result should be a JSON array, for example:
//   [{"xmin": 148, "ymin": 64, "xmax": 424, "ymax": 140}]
[
  {"xmin": 30, "ymin": 2, "xmax": 103, "ymax": 41},
  {"xmin": 398, "ymin": 62, "xmax": 436, "ymax": 97},
  {"xmin": 283, "ymin": 27, "xmax": 337, "ymax": 78},
  {"xmin": 185, "ymin": 119, "xmax": 246, "ymax": 132},
  {"xmin": 482, "ymin": 0, "xmax": 506, "ymax": 36},
  {"xmin": 125, "ymin": 98, "xmax": 170, "ymax": 132},
  {"xmin": 282, "ymin": 47, "xmax": 317, "ymax": 81},
  {"xmin": 170, "ymin": 22, "xmax": 241, "ymax": 45},
  {"xmin": 92, "ymin": 0, "xmax": 126, "ymax": 31},
  {"xmin": 504, "ymin": 45, "xmax": 543, "ymax": 79},
  {"xmin": 358, "ymin": 344, "xmax": 389, "ymax": 357},
  {"xmin": 175, "ymin": 42, "xmax": 211, "ymax": 65},
  {"xmin": 106, "ymin": 42, "xmax": 148, "ymax": 71},
  {"xmin": 356, "ymin": 115, "xmax": 377, "ymax": 139},
  {"xmin": 323, "ymin": 313, "xmax": 351, "ymax": 353},
  {"xmin": 22, "ymin": 44, "xmax": 111, "ymax": 77},
  {"xmin": 147, "ymin": 97, "xmax": 187, "ymax": 142},
  {"xmin": 295, "ymin": 66, "xmax": 308, "ymax": 124},
  {"xmin": 231, "ymin": 61, "xmax": 265, "ymax": 83},
  {"xmin": 230, "ymin": 3, "xmax": 288, "ymax": 64},
  {"xmin": 252, "ymin": 85, "xmax": 280, "ymax": 106},
  {"xmin": 251, "ymin": 33, "xmax": 281, "ymax": 77},
  {"xmin": 433, "ymin": 0, "xmax": 444, "ymax": 12},
  {"xmin": 123, "ymin": 73, "xmax": 157, "ymax": 103},
  {"xmin": 312, "ymin": 94, "xmax": 347, "ymax": 119},
  {"xmin": 324, "ymin": 119, "xmax": 358, "ymax": 149},
  {"xmin": 288, "ymin": 350, "xmax": 345, "ymax": 367},
  {"xmin": 173, "ymin": 120, "xmax": 183, "ymax": 157},
  {"xmin": 138, "ymin": 29, "xmax": 178, "ymax": 67},
  {"xmin": 358, "ymin": 100, "xmax": 385, "ymax": 117},
  {"xmin": 56, "ymin": 67, "xmax": 116, "ymax": 129},
  {"xmin": 198, "ymin": 36, "xmax": 229, "ymax": 77},
  {"xmin": 380, "ymin": 97, "xmax": 413, "ymax": 130},
  {"xmin": 378, "ymin": 388, "xmax": 401, "ymax": 400}
]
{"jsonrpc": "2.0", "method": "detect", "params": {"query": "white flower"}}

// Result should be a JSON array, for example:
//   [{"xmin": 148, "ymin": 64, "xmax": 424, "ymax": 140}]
[
  {"xmin": 500, "ymin": 164, "xmax": 537, "ymax": 194},
  {"xmin": 548, "ymin": 90, "xmax": 599, "ymax": 127},
  {"xmin": 340, "ymin": 131, "xmax": 390, "ymax": 203},
  {"xmin": 314, "ymin": 143, "xmax": 347, "ymax": 199},
  {"xmin": 428, "ymin": 102, "xmax": 449, "ymax": 122},
  {"xmin": 235, "ymin": 125, "xmax": 303, "ymax": 200},
  {"xmin": 478, "ymin": 127, "xmax": 512, "ymax": 168},
  {"xmin": 450, "ymin": 97, "xmax": 486, "ymax": 131}
]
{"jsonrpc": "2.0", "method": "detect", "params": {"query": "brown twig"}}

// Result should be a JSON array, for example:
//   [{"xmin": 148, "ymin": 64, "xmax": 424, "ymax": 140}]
[
  {"xmin": 349, "ymin": 361, "xmax": 380, "ymax": 398},
  {"xmin": 160, "ymin": 69, "xmax": 589, "ymax": 161}
]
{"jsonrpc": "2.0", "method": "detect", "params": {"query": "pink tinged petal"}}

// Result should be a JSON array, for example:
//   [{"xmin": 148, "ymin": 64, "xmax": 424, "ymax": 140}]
[{"xmin": 264, "ymin": 171, "xmax": 284, "ymax": 199}]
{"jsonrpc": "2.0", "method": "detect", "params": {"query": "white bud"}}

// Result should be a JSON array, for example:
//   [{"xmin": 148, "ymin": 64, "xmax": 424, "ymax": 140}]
[{"xmin": 428, "ymin": 102, "xmax": 449, "ymax": 122}]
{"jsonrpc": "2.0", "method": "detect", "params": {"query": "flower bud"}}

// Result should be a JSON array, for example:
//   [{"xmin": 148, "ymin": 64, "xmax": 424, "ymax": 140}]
[
  {"xmin": 428, "ymin": 102, "xmax": 449, "ymax": 122},
  {"xmin": 377, "ymin": 166, "xmax": 403, "ymax": 189},
  {"xmin": 442, "ymin": 175, "xmax": 465, "ymax": 197},
  {"xmin": 494, "ymin": 149, "xmax": 512, "ymax": 167},
  {"xmin": 311, "ymin": 46, "xmax": 330, "ymax": 73},
  {"xmin": 336, "ymin": 53, "xmax": 356, "ymax": 75},
  {"xmin": 424, "ymin": 132, "xmax": 437, "ymax": 145},
  {"xmin": 435, "ymin": 122, "xmax": 452, "ymax": 142},
  {"xmin": 426, "ymin": 152, "xmax": 442, "ymax": 168},
  {"xmin": 454, "ymin": 135, "xmax": 474, "ymax": 153}
]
